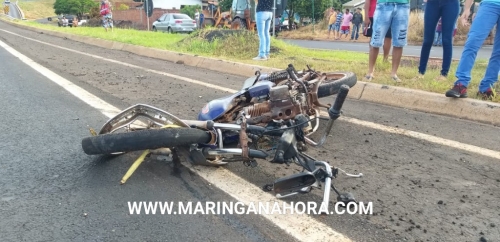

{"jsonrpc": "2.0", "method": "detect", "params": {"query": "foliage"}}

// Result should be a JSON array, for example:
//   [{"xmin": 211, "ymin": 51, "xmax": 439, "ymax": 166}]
[
  {"xmin": 53, "ymin": 0, "xmax": 97, "ymax": 18},
  {"xmin": 180, "ymin": 4, "xmax": 201, "ymax": 19},
  {"xmin": 219, "ymin": 0, "xmax": 232, "ymax": 12},
  {"xmin": 283, "ymin": 0, "xmax": 341, "ymax": 27},
  {"xmin": 293, "ymin": 0, "xmax": 335, "ymax": 22},
  {"xmin": 117, "ymin": 4, "xmax": 129, "ymax": 11}
]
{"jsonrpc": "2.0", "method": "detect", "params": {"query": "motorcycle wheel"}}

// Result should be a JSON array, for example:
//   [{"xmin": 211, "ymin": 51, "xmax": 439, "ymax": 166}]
[
  {"xmin": 317, "ymin": 71, "xmax": 357, "ymax": 98},
  {"xmin": 81, "ymin": 128, "xmax": 211, "ymax": 155}
]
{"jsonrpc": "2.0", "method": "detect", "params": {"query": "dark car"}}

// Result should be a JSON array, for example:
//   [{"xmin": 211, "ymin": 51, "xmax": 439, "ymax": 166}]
[{"xmin": 58, "ymin": 15, "xmax": 76, "ymax": 27}]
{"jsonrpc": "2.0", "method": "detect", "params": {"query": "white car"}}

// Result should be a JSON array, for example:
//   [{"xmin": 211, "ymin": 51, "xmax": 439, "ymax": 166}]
[
  {"xmin": 152, "ymin": 13, "xmax": 196, "ymax": 34},
  {"xmin": 5, "ymin": 0, "xmax": 10, "ymax": 4}
]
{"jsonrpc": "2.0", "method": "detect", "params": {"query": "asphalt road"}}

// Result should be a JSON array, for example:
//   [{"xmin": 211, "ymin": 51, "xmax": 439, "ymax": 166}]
[
  {"xmin": 1, "ymin": 20, "xmax": 500, "ymax": 242},
  {"xmin": 282, "ymin": 39, "xmax": 493, "ymax": 60}
]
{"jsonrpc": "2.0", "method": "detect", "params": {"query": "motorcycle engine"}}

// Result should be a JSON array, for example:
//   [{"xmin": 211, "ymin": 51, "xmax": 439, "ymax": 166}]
[{"xmin": 243, "ymin": 85, "xmax": 313, "ymax": 133}]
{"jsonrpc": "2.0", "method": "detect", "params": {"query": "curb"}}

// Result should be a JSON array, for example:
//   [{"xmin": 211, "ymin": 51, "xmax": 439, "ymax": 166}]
[{"xmin": 2, "ymin": 18, "xmax": 500, "ymax": 127}]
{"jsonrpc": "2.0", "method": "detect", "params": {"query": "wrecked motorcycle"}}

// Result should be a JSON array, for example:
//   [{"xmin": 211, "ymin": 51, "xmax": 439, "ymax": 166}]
[{"xmin": 81, "ymin": 64, "xmax": 363, "ymax": 211}]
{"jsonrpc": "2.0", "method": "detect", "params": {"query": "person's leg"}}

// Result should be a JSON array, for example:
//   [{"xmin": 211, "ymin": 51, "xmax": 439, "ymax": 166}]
[
  {"xmin": 254, "ymin": 12, "xmax": 266, "ymax": 60},
  {"xmin": 390, "ymin": 3, "xmax": 410, "ymax": 81},
  {"xmin": 355, "ymin": 23, "xmax": 360, "ymax": 40},
  {"xmin": 439, "ymin": 0, "xmax": 459, "ymax": 77},
  {"xmin": 264, "ymin": 12, "xmax": 272, "ymax": 58},
  {"xmin": 367, "ymin": 3, "xmax": 392, "ymax": 79},
  {"xmin": 447, "ymin": 2, "xmax": 500, "ymax": 97},
  {"xmin": 418, "ymin": 0, "xmax": 441, "ymax": 76},
  {"xmin": 478, "ymin": 18, "xmax": 500, "ymax": 98},
  {"xmin": 108, "ymin": 15, "xmax": 113, "ymax": 31},
  {"xmin": 383, "ymin": 28, "xmax": 392, "ymax": 62}
]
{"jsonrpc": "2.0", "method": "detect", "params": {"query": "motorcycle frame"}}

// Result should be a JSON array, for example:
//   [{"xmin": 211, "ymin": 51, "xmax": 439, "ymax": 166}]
[{"xmin": 95, "ymin": 101, "xmax": 360, "ymax": 213}]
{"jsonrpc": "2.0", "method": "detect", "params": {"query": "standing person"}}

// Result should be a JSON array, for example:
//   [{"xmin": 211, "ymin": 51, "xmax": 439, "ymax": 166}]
[
  {"xmin": 328, "ymin": 8, "xmax": 337, "ymax": 39},
  {"xmin": 340, "ymin": 9, "xmax": 353, "ymax": 39},
  {"xmin": 351, "ymin": 8, "xmax": 363, "ymax": 41},
  {"xmin": 208, "ymin": 0, "xmax": 219, "ymax": 17},
  {"xmin": 100, "ymin": 0, "xmax": 113, "ymax": 32},
  {"xmin": 199, "ymin": 9, "xmax": 205, "ymax": 29},
  {"xmin": 334, "ymin": 9, "xmax": 344, "ymax": 40},
  {"xmin": 195, "ymin": 9, "xmax": 200, "ymax": 28},
  {"xmin": 253, "ymin": 0, "xmax": 273, "ymax": 61},
  {"xmin": 445, "ymin": 0, "xmax": 500, "ymax": 100},
  {"xmin": 433, "ymin": 18, "xmax": 443, "ymax": 46},
  {"xmin": 364, "ymin": 0, "xmax": 410, "ymax": 82},
  {"xmin": 417, "ymin": 0, "xmax": 459, "ymax": 81},
  {"xmin": 364, "ymin": 0, "xmax": 392, "ymax": 62}
]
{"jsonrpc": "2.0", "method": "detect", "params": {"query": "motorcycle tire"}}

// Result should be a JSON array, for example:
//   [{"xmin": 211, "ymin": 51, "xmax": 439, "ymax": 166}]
[
  {"xmin": 81, "ymin": 128, "xmax": 211, "ymax": 155},
  {"xmin": 317, "ymin": 71, "xmax": 357, "ymax": 98}
]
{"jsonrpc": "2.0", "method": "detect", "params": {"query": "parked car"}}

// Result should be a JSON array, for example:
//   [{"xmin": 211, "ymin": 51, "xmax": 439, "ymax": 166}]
[
  {"xmin": 5, "ymin": 0, "xmax": 10, "ymax": 4},
  {"xmin": 152, "ymin": 13, "xmax": 196, "ymax": 34}
]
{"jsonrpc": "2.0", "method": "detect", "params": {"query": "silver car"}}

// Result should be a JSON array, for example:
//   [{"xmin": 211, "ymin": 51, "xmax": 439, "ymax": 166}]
[{"xmin": 152, "ymin": 13, "xmax": 196, "ymax": 34}]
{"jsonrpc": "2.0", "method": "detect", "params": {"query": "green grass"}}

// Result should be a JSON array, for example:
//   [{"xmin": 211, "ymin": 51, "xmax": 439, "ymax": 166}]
[
  {"xmin": 17, "ymin": 0, "xmax": 56, "ymax": 20},
  {"xmin": 11, "ymin": 20, "xmax": 500, "ymax": 103}
]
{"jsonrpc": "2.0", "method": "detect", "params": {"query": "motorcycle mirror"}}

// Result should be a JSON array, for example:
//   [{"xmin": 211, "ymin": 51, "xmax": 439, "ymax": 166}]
[
  {"xmin": 272, "ymin": 171, "xmax": 317, "ymax": 195},
  {"xmin": 241, "ymin": 76, "xmax": 258, "ymax": 90}
]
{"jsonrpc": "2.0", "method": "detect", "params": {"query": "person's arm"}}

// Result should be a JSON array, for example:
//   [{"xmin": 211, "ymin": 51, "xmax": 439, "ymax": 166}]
[
  {"xmin": 461, "ymin": 0, "xmax": 473, "ymax": 26},
  {"xmin": 364, "ymin": 1, "xmax": 371, "ymax": 26}
]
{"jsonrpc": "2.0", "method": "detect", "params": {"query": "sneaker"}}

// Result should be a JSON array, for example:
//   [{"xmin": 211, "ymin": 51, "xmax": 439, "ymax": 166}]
[
  {"xmin": 266, "ymin": 55, "xmax": 270, "ymax": 59},
  {"xmin": 445, "ymin": 83, "xmax": 468, "ymax": 98},
  {"xmin": 477, "ymin": 88, "xmax": 495, "ymax": 100},
  {"xmin": 252, "ymin": 56, "xmax": 267, "ymax": 61}
]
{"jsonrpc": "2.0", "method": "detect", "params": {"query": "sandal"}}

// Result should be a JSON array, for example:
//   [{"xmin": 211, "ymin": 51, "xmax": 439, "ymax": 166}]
[
  {"xmin": 364, "ymin": 75, "xmax": 374, "ymax": 82},
  {"xmin": 391, "ymin": 76, "xmax": 402, "ymax": 83}
]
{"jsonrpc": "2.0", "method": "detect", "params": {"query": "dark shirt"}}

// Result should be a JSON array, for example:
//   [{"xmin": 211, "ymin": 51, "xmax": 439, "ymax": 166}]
[
  {"xmin": 256, "ymin": 0, "xmax": 273, "ymax": 12},
  {"xmin": 352, "ymin": 12, "xmax": 363, "ymax": 25}
]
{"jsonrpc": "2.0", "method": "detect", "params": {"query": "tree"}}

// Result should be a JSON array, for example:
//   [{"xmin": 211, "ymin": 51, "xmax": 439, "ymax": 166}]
[
  {"xmin": 53, "ymin": 0, "xmax": 98, "ymax": 19},
  {"xmin": 293, "ymin": 0, "xmax": 334, "ymax": 24},
  {"xmin": 180, "ymin": 4, "xmax": 201, "ymax": 19},
  {"xmin": 219, "ymin": 0, "xmax": 233, "ymax": 12}
]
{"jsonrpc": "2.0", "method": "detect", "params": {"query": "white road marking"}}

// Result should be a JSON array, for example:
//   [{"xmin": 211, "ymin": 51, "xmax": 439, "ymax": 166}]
[
  {"xmin": 0, "ymin": 39, "xmax": 353, "ymax": 242},
  {"xmin": 0, "ymin": 29, "xmax": 237, "ymax": 94},
  {"xmin": 1, "ymin": 29, "xmax": 499, "ymax": 160}
]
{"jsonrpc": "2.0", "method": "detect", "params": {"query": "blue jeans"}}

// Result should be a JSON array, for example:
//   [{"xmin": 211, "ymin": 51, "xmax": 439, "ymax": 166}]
[
  {"xmin": 256, "ymin": 11, "xmax": 272, "ymax": 57},
  {"xmin": 370, "ymin": 3, "xmax": 410, "ymax": 48},
  {"xmin": 454, "ymin": 2, "xmax": 500, "ymax": 92},
  {"xmin": 351, "ymin": 23, "xmax": 361, "ymax": 40},
  {"xmin": 418, "ymin": 0, "xmax": 459, "ymax": 76}
]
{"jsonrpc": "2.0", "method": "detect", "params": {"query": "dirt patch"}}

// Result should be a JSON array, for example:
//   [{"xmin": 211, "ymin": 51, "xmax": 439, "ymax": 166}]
[{"xmin": 196, "ymin": 29, "xmax": 249, "ymax": 42}]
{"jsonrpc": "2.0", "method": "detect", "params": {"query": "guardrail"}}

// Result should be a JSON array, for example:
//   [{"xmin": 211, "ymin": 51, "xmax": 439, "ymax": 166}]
[{"xmin": 14, "ymin": 1, "xmax": 25, "ymax": 20}]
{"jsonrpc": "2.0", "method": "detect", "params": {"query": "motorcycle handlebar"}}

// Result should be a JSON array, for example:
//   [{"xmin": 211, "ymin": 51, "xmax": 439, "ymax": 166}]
[{"xmin": 328, "ymin": 84, "xmax": 350, "ymax": 120}]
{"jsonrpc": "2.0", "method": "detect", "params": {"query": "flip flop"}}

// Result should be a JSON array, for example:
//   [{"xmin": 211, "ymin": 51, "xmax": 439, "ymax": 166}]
[{"xmin": 391, "ymin": 76, "xmax": 402, "ymax": 83}]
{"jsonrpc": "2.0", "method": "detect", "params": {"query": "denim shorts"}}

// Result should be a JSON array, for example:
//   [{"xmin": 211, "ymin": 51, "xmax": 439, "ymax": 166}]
[
  {"xmin": 334, "ymin": 23, "xmax": 341, "ymax": 31},
  {"xmin": 370, "ymin": 3, "xmax": 409, "ymax": 47}
]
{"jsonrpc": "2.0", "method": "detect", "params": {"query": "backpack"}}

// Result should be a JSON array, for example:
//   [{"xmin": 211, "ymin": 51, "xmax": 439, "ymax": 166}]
[{"xmin": 100, "ymin": 3, "xmax": 110, "ymax": 16}]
